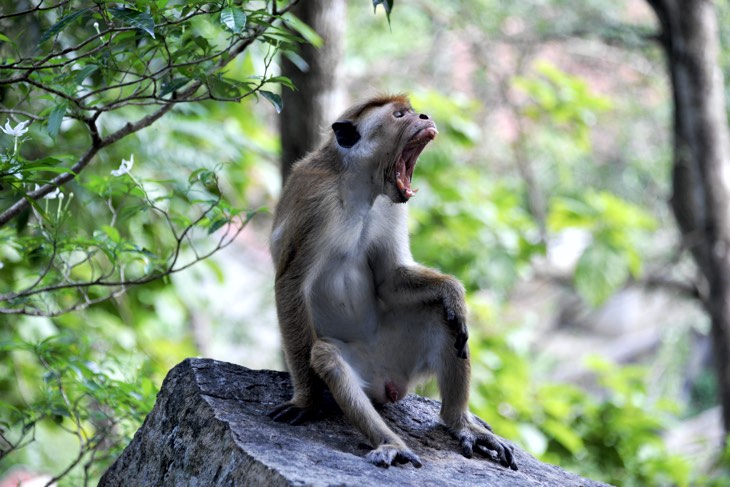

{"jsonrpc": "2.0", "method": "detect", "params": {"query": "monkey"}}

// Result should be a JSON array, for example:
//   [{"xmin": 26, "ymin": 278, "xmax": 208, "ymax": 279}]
[{"xmin": 268, "ymin": 95, "xmax": 517, "ymax": 470}]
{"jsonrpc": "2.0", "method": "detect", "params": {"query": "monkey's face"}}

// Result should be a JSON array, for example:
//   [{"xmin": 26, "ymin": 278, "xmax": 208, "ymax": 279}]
[{"xmin": 332, "ymin": 98, "xmax": 437, "ymax": 204}]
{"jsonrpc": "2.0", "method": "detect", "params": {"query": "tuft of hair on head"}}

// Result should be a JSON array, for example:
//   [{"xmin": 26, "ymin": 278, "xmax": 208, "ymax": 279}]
[{"xmin": 337, "ymin": 94, "xmax": 412, "ymax": 122}]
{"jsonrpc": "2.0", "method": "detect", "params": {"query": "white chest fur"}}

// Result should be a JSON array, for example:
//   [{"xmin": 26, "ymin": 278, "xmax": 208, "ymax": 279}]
[{"xmin": 304, "ymin": 196, "xmax": 407, "ymax": 341}]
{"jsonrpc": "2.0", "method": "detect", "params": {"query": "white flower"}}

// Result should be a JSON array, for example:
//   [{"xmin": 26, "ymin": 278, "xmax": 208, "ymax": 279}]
[
  {"xmin": 111, "ymin": 154, "xmax": 134, "ymax": 177},
  {"xmin": 34, "ymin": 183, "xmax": 61, "ymax": 199},
  {"xmin": 0, "ymin": 119, "xmax": 30, "ymax": 137}
]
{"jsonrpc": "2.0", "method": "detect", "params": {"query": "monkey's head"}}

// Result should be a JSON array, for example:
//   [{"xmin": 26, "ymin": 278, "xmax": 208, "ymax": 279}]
[{"xmin": 331, "ymin": 95, "xmax": 438, "ymax": 204}]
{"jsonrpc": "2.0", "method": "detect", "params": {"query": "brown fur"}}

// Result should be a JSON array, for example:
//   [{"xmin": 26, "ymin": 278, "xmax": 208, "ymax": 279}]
[{"xmin": 268, "ymin": 96, "xmax": 517, "ymax": 470}]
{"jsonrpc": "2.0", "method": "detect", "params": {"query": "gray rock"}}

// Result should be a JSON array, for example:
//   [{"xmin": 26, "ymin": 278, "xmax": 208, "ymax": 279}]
[{"xmin": 100, "ymin": 358, "xmax": 611, "ymax": 486}]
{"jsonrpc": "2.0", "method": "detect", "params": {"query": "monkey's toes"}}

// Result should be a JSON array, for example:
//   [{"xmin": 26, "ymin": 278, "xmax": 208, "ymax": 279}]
[
  {"xmin": 267, "ymin": 402, "xmax": 318, "ymax": 425},
  {"xmin": 456, "ymin": 427, "xmax": 518, "ymax": 471},
  {"xmin": 366, "ymin": 445, "xmax": 422, "ymax": 469},
  {"xmin": 475, "ymin": 435, "xmax": 518, "ymax": 471}
]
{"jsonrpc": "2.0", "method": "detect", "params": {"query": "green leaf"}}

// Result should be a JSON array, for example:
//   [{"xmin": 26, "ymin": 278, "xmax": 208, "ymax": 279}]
[
  {"xmin": 46, "ymin": 103, "xmax": 67, "ymax": 141},
  {"xmin": 283, "ymin": 51, "xmax": 309, "ymax": 72},
  {"xmin": 110, "ymin": 8, "xmax": 156, "ymax": 39},
  {"xmin": 39, "ymin": 8, "xmax": 90, "ymax": 45},
  {"xmin": 260, "ymin": 90, "xmax": 283, "ymax": 114},
  {"xmin": 372, "ymin": 0, "xmax": 394, "ymax": 23},
  {"xmin": 207, "ymin": 218, "xmax": 227, "ymax": 235},
  {"xmin": 101, "ymin": 225, "xmax": 120, "ymax": 243},
  {"xmin": 29, "ymin": 166, "xmax": 75, "ymax": 175},
  {"xmin": 220, "ymin": 7, "xmax": 247, "ymax": 34},
  {"xmin": 284, "ymin": 14, "xmax": 323, "ymax": 48},
  {"xmin": 159, "ymin": 78, "xmax": 189, "ymax": 97},
  {"xmin": 266, "ymin": 75, "xmax": 296, "ymax": 91},
  {"xmin": 75, "ymin": 65, "xmax": 98, "ymax": 85},
  {"xmin": 206, "ymin": 75, "xmax": 242, "ymax": 99},
  {"xmin": 373, "ymin": 0, "xmax": 394, "ymax": 14}
]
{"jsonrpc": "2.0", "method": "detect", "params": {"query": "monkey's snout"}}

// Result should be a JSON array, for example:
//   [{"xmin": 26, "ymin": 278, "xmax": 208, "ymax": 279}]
[{"xmin": 419, "ymin": 113, "xmax": 430, "ymax": 120}]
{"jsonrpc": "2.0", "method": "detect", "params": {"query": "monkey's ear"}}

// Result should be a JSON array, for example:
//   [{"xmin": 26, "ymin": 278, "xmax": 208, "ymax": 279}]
[{"xmin": 332, "ymin": 120, "xmax": 361, "ymax": 148}]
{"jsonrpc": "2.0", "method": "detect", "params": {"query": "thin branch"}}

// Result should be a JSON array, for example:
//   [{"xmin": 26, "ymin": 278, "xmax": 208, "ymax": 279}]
[
  {"xmin": 0, "ymin": 109, "xmax": 45, "ymax": 120},
  {"xmin": 0, "ymin": 0, "xmax": 70, "ymax": 20},
  {"xmin": 0, "ymin": 216, "xmax": 249, "ymax": 316}
]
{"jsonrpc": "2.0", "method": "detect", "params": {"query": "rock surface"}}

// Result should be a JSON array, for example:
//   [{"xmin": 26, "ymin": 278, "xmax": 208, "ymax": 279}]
[{"xmin": 100, "ymin": 358, "xmax": 611, "ymax": 486}]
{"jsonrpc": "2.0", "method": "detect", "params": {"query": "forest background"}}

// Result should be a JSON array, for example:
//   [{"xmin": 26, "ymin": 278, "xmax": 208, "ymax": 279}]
[{"xmin": 1, "ymin": 1, "xmax": 729, "ymax": 486}]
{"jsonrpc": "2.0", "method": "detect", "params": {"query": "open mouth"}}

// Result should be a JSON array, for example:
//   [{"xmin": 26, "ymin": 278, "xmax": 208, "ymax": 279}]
[{"xmin": 394, "ymin": 126, "xmax": 438, "ymax": 201}]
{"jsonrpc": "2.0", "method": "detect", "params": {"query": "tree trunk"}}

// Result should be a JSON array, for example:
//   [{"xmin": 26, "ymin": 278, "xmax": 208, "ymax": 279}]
[
  {"xmin": 279, "ymin": 0, "xmax": 345, "ymax": 184},
  {"xmin": 647, "ymin": 0, "xmax": 730, "ymax": 435}
]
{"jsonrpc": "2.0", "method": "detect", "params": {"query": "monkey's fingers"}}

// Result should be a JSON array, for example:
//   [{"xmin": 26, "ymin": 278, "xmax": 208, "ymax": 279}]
[
  {"xmin": 473, "ymin": 434, "xmax": 518, "ymax": 471},
  {"xmin": 454, "ymin": 331, "xmax": 469, "ymax": 359},
  {"xmin": 366, "ymin": 445, "xmax": 422, "ymax": 469},
  {"xmin": 443, "ymin": 301, "xmax": 469, "ymax": 359},
  {"xmin": 395, "ymin": 449, "xmax": 423, "ymax": 468}
]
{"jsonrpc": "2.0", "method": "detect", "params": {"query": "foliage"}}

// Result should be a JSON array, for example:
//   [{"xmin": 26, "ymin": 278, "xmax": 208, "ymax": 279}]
[
  {"xmin": 405, "ymin": 81, "xmax": 681, "ymax": 484},
  {"xmin": 549, "ymin": 190, "xmax": 657, "ymax": 306},
  {"xmin": 0, "ymin": 0, "xmax": 298, "ymax": 315},
  {"xmin": 408, "ymin": 85, "xmax": 686, "ymax": 481},
  {"xmin": 514, "ymin": 61, "xmax": 613, "ymax": 152},
  {"xmin": 409, "ymin": 78, "xmax": 658, "ymax": 307},
  {"xmin": 0, "ymin": 334, "xmax": 158, "ymax": 485},
  {"xmin": 408, "ymin": 91, "xmax": 541, "ymax": 294},
  {"xmin": 469, "ymin": 329, "xmax": 692, "ymax": 486},
  {"xmin": 0, "ymin": 0, "xmax": 295, "ymax": 484},
  {"xmin": 0, "ymin": 153, "xmax": 255, "ymax": 316}
]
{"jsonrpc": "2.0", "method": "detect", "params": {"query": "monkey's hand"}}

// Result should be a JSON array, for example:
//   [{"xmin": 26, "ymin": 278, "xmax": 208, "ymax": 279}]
[
  {"xmin": 366, "ymin": 443, "xmax": 422, "ymax": 469},
  {"xmin": 448, "ymin": 415, "xmax": 518, "ymax": 470},
  {"xmin": 267, "ymin": 401, "xmax": 320, "ymax": 426},
  {"xmin": 441, "ymin": 277, "xmax": 469, "ymax": 359}
]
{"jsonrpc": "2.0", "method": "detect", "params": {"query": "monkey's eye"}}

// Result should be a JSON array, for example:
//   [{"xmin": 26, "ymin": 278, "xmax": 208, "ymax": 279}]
[{"xmin": 393, "ymin": 110, "xmax": 404, "ymax": 118}]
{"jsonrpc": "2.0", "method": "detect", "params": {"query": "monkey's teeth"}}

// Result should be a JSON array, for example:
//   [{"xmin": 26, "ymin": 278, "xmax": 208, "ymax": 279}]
[{"xmin": 396, "ymin": 178, "xmax": 405, "ymax": 190}]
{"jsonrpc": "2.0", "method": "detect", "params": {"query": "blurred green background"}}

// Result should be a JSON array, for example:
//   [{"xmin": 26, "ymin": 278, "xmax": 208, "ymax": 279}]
[{"xmin": 1, "ymin": 1, "xmax": 729, "ymax": 485}]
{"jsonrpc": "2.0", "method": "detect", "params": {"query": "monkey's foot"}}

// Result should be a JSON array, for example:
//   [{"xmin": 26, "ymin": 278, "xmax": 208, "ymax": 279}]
[
  {"xmin": 366, "ymin": 444, "xmax": 422, "ymax": 469},
  {"xmin": 450, "ymin": 420, "xmax": 518, "ymax": 471},
  {"xmin": 267, "ymin": 401, "xmax": 319, "ymax": 425}
]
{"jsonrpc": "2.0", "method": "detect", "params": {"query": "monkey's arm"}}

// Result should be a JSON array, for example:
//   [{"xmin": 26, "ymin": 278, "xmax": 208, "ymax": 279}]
[{"xmin": 375, "ymin": 264, "xmax": 470, "ymax": 358}]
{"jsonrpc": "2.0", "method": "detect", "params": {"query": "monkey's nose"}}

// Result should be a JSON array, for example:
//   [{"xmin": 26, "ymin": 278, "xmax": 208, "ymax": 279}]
[{"xmin": 419, "ymin": 113, "xmax": 430, "ymax": 120}]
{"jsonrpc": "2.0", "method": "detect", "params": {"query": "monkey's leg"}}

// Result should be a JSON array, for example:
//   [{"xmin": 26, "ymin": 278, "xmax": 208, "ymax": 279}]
[
  {"xmin": 438, "ymin": 345, "xmax": 518, "ymax": 470},
  {"xmin": 267, "ymin": 350, "xmax": 324, "ymax": 425},
  {"xmin": 268, "ymin": 296, "xmax": 325, "ymax": 425},
  {"xmin": 310, "ymin": 339, "xmax": 422, "ymax": 469}
]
